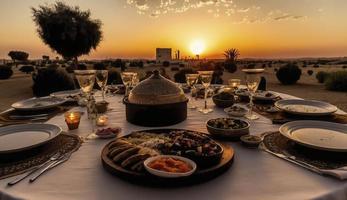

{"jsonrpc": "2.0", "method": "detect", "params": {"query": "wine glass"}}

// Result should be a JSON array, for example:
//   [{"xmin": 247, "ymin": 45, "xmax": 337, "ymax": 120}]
[
  {"xmin": 96, "ymin": 70, "xmax": 108, "ymax": 102},
  {"xmin": 74, "ymin": 70, "xmax": 96, "ymax": 120},
  {"xmin": 242, "ymin": 69, "xmax": 264, "ymax": 120},
  {"xmin": 132, "ymin": 72, "xmax": 139, "ymax": 87},
  {"xmin": 121, "ymin": 72, "xmax": 135, "ymax": 97},
  {"xmin": 197, "ymin": 71, "xmax": 214, "ymax": 114},
  {"xmin": 185, "ymin": 74, "xmax": 199, "ymax": 109}
]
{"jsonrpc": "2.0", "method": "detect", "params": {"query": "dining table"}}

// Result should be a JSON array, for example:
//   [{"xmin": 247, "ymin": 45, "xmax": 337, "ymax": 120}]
[{"xmin": 1, "ymin": 91, "xmax": 347, "ymax": 200}]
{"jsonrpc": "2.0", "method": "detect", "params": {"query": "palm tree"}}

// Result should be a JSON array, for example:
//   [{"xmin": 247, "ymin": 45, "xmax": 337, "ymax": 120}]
[
  {"xmin": 223, "ymin": 49, "xmax": 240, "ymax": 62},
  {"xmin": 223, "ymin": 48, "xmax": 240, "ymax": 73},
  {"xmin": 32, "ymin": 2, "xmax": 102, "ymax": 68}
]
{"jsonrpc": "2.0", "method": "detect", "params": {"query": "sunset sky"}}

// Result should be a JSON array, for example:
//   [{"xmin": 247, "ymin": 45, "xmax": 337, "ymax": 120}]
[{"xmin": 0, "ymin": 0, "xmax": 346, "ymax": 59}]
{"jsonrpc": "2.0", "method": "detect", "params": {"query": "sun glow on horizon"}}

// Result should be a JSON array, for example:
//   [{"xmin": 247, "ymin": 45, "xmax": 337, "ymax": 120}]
[{"xmin": 190, "ymin": 39, "xmax": 205, "ymax": 56}]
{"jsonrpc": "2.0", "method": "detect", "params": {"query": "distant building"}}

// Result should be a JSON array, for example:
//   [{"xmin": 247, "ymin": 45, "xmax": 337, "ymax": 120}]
[{"xmin": 156, "ymin": 48, "xmax": 172, "ymax": 63}]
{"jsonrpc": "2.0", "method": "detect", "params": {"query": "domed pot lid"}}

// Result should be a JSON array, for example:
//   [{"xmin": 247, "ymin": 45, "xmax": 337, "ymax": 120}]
[{"xmin": 128, "ymin": 70, "xmax": 187, "ymax": 105}]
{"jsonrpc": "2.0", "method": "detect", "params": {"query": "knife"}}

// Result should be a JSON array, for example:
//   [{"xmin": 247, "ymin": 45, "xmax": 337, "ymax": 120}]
[{"xmin": 9, "ymin": 114, "xmax": 49, "ymax": 120}]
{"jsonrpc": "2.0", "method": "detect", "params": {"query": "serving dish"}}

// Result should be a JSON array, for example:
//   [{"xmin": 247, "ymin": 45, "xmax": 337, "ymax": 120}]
[
  {"xmin": 0, "ymin": 124, "xmax": 62, "ymax": 154},
  {"xmin": 253, "ymin": 90, "xmax": 279, "ymax": 101},
  {"xmin": 212, "ymin": 92, "xmax": 235, "ymax": 108},
  {"xmin": 144, "ymin": 155, "xmax": 197, "ymax": 178},
  {"xmin": 12, "ymin": 96, "xmax": 66, "ymax": 111},
  {"xmin": 279, "ymin": 120, "xmax": 347, "ymax": 152},
  {"xmin": 240, "ymin": 135, "xmax": 263, "ymax": 148},
  {"xmin": 206, "ymin": 118, "xmax": 250, "ymax": 139},
  {"xmin": 224, "ymin": 104, "xmax": 249, "ymax": 117},
  {"xmin": 101, "ymin": 129, "xmax": 234, "ymax": 186},
  {"xmin": 275, "ymin": 99, "xmax": 337, "ymax": 116},
  {"xmin": 124, "ymin": 71, "xmax": 188, "ymax": 126}
]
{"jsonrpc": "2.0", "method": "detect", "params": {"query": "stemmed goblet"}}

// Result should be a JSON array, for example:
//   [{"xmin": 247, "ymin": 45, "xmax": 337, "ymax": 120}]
[
  {"xmin": 185, "ymin": 74, "xmax": 199, "ymax": 109},
  {"xmin": 121, "ymin": 72, "xmax": 136, "ymax": 98},
  {"xmin": 242, "ymin": 69, "xmax": 264, "ymax": 120},
  {"xmin": 197, "ymin": 71, "xmax": 214, "ymax": 114},
  {"xmin": 96, "ymin": 70, "xmax": 108, "ymax": 102}
]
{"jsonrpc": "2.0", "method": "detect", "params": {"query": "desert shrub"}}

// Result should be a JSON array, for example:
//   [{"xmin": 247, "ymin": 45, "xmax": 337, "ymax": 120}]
[
  {"xmin": 313, "ymin": 64, "xmax": 319, "ymax": 68},
  {"xmin": 32, "ymin": 68, "xmax": 75, "ymax": 96},
  {"xmin": 274, "ymin": 68, "xmax": 278, "ymax": 72},
  {"xmin": 276, "ymin": 63, "xmax": 302, "ymax": 85},
  {"xmin": 212, "ymin": 70, "xmax": 223, "ymax": 84},
  {"xmin": 325, "ymin": 71, "xmax": 347, "ymax": 91},
  {"xmin": 302, "ymin": 64, "xmax": 307, "ymax": 68},
  {"xmin": 65, "ymin": 65, "xmax": 75, "ymax": 73},
  {"xmin": 316, "ymin": 71, "xmax": 330, "ymax": 83},
  {"xmin": 19, "ymin": 65, "xmax": 35, "ymax": 74},
  {"xmin": 307, "ymin": 70, "xmax": 314, "ymax": 76},
  {"xmin": 267, "ymin": 63, "xmax": 272, "ymax": 68},
  {"xmin": 343, "ymin": 66, "xmax": 347, "ymax": 69},
  {"xmin": 0, "ymin": 65, "xmax": 13, "ymax": 79},
  {"xmin": 171, "ymin": 67, "xmax": 179, "ymax": 71},
  {"xmin": 179, "ymin": 63, "xmax": 185, "ymax": 68},
  {"xmin": 224, "ymin": 61, "xmax": 237, "ymax": 73},
  {"xmin": 174, "ymin": 68, "xmax": 197, "ymax": 83},
  {"xmin": 107, "ymin": 69, "xmax": 122, "ymax": 85},
  {"xmin": 93, "ymin": 63, "xmax": 106, "ymax": 70},
  {"xmin": 163, "ymin": 61, "xmax": 170, "ymax": 67},
  {"xmin": 262, "ymin": 64, "xmax": 266, "ymax": 68}
]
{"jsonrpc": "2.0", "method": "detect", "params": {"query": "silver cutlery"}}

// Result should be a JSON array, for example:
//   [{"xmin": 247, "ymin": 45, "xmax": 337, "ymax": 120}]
[
  {"xmin": 7, "ymin": 152, "xmax": 61, "ymax": 186},
  {"xmin": 9, "ymin": 114, "xmax": 50, "ymax": 120},
  {"xmin": 29, "ymin": 153, "xmax": 72, "ymax": 183}
]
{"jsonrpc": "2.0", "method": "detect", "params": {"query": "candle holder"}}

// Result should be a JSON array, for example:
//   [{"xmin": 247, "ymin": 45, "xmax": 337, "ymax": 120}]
[
  {"xmin": 65, "ymin": 111, "xmax": 81, "ymax": 130},
  {"xmin": 96, "ymin": 115, "xmax": 108, "ymax": 127},
  {"xmin": 228, "ymin": 79, "xmax": 241, "ymax": 91}
]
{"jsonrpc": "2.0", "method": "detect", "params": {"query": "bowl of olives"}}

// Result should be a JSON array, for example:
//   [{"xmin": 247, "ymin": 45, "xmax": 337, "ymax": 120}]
[{"xmin": 206, "ymin": 118, "xmax": 250, "ymax": 139}]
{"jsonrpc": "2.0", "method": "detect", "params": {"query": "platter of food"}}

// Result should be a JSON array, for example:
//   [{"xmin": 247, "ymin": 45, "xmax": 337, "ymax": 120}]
[
  {"xmin": 50, "ymin": 89, "xmax": 81, "ymax": 101},
  {"xmin": 275, "ymin": 99, "xmax": 337, "ymax": 116},
  {"xmin": 253, "ymin": 90, "xmax": 279, "ymax": 101},
  {"xmin": 101, "ymin": 129, "xmax": 234, "ymax": 186}
]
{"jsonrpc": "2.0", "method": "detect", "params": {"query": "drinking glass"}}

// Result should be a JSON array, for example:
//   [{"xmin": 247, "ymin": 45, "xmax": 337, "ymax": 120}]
[
  {"xmin": 197, "ymin": 71, "xmax": 214, "ymax": 114},
  {"xmin": 242, "ymin": 69, "xmax": 264, "ymax": 120},
  {"xmin": 132, "ymin": 73, "xmax": 139, "ymax": 87},
  {"xmin": 121, "ymin": 72, "xmax": 136, "ymax": 97},
  {"xmin": 96, "ymin": 70, "xmax": 108, "ymax": 102},
  {"xmin": 228, "ymin": 79, "xmax": 241, "ymax": 91},
  {"xmin": 74, "ymin": 70, "xmax": 96, "ymax": 119},
  {"xmin": 185, "ymin": 74, "xmax": 199, "ymax": 109}
]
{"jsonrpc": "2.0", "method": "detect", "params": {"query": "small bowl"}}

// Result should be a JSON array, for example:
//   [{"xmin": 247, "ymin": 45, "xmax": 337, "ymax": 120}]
[
  {"xmin": 240, "ymin": 135, "xmax": 263, "ymax": 148},
  {"xmin": 144, "ymin": 155, "xmax": 197, "ymax": 178},
  {"xmin": 224, "ymin": 105, "xmax": 249, "ymax": 117},
  {"xmin": 212, "ymin": 95, "xmax": 235, "ymax": 108},
  {"xmin": 96, "ymin": 101, "xmax": 109, "ymax": 113},
  {"xmin": 206, "ymin": 118, "xmax": 250, "ymax": 139}
]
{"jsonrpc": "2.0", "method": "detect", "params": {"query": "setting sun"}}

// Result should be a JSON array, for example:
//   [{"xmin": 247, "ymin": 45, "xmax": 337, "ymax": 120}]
[{"xmin": 190, "ymin": 39, "xmax": 205, "ymax": 56}]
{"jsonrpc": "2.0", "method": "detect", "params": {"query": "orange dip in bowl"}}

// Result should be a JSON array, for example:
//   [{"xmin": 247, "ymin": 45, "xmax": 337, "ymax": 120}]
[{"xmin": 148, "ymin": 157, "xmax": 193, "ymax": 173}]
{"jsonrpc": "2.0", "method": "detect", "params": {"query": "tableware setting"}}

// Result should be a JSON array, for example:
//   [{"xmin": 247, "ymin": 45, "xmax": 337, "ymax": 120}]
[
  {"xmin": 212, "ymin": 91, "xmax": 235, "ymax": 108},
  {"xmin": 275, "ymin": 99, "xmax": 338, "ymax": 116},
  {"xmin": 50, "ymin": 89, "xmax": 81, "ymax": 102},
  {"xmin": 11, "ymin": 96, "xmax": 67, "ymax": 111},
  {"xmin": 224, "ymin": 104, "xmax": 249, "ymax": 117}
]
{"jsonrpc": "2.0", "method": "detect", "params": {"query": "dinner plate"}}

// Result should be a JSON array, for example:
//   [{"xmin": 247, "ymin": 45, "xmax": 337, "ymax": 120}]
[
  {"xmin": 279, "ymin": 121, "xmax": 347, "ymax": 152},
  {"xmin": 253, "ymin": 91, "xmax": 279, "ymax": 101},
  {"xmin": 50, "ymin": 89, "xmax": 80, "ymax": 99},
  {"xmin": 12, "ymin": 96, "xmax": 67, "ymax": 111},
  {"xmin": 0, "ymin": 124, "xmax": 62, "ymax": 154},
  {"xmin": 275, "ymin": 99, "xmax": 337, "ymax": 116}
]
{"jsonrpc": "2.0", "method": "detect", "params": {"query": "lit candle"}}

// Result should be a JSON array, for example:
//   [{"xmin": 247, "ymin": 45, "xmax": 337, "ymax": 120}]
[
  {"xmin": 64, "ymin": 111, "xmax": 81, "ymax": 130},
  {"xmin": 97, "ymin": 115, "xmax": 108, "ymax": 126},
  {"xmin": 228, "ymin": 79, "xmax": 241, "ymax": 91}
]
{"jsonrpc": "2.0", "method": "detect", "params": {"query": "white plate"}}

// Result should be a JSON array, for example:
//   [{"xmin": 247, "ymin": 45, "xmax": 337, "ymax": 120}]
[
  {"xmin": 12, "ymin": 96, "xmax": 66, "ymax": 111},
  {"xmin": 144, "ymin": 155, "xmax": 196, "ymax": 178},
  {"xmin": 279, "ymin": 121, "xmax": 347, "ymax": 152},
  {"xmin": 253, "ymin": 91, "xmax": 279, "ymax": 101},
  {"xmin": 0, "ymin": 124, "xmax": 62, "ymax": 154},
  {"xmin": 275, "ymin": 99, "xmax": 337, "ymax": 116},
  {"xmin": 50, "ymin": 89, "xmax": 80, "ymax": 99}
]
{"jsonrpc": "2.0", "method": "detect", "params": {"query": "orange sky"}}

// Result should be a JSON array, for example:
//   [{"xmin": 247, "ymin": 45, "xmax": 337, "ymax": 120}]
[{"xmin": 0, "ymin": 0, "xmax": 347, "ymax": 59}]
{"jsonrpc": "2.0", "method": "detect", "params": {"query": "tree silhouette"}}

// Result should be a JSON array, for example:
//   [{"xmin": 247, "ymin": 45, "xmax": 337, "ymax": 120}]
[
  {"xmin": 8, "ymin": 51, "xmax": 29, "ymax": 67},
  {"xmin": 223, "ymin": 48, "xmax": 240, "ymax": 73},
  {"xmin": 32, "ymin": 2, "xmax": 102, "ymax": 67}
]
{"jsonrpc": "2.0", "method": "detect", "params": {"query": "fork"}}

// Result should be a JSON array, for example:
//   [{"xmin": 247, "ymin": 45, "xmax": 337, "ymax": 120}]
[{"xmin": 7, "ymin": 152, "xmax": 61, "ymax": 186}]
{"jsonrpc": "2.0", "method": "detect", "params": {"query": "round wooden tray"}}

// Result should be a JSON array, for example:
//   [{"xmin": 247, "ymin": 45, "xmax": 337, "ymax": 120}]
[{"xmin": 101, "ymin": 130, "xmax": 235, "ymax": 187}]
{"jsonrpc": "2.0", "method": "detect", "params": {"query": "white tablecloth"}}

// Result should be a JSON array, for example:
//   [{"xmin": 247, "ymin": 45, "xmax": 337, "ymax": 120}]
[{"xmin": 1, "ymin": 93, "xmax": 347, "ymax": 200}]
